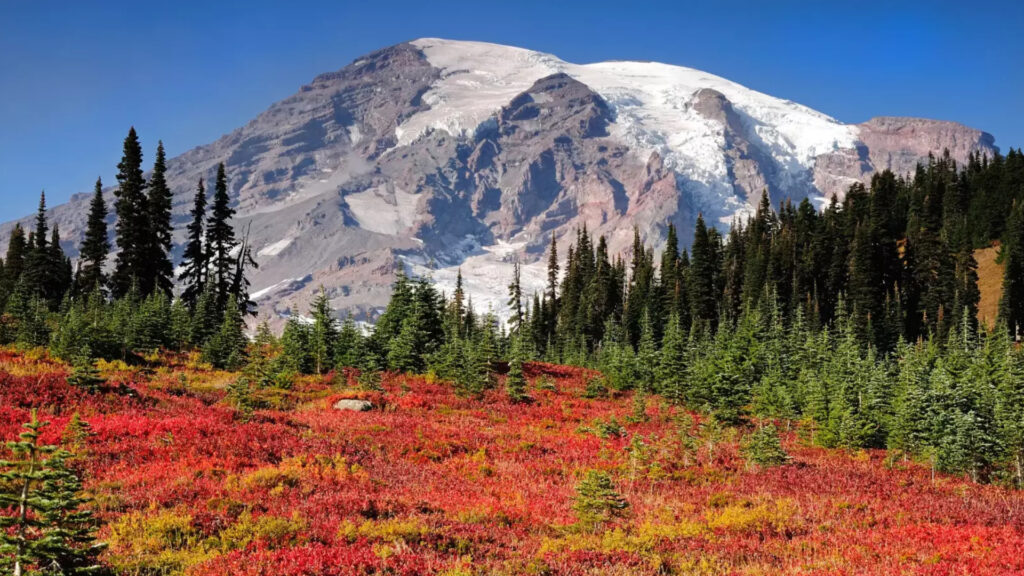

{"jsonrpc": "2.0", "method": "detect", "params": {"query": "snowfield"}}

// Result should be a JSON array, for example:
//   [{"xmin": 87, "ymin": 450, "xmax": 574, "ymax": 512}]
[{"xmin": 405, "ymin": 38, "xmax": 857, "ymax": 219}]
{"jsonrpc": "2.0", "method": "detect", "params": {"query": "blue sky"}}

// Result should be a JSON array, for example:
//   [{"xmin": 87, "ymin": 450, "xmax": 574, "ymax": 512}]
[{"xmin": 1, "ymin": 0, "xmax": 1021, "ymax": 218}]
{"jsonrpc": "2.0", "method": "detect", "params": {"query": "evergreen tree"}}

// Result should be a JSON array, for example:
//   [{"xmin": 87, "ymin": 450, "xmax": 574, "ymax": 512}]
[
  {"xmin": 505, "ymin": 332, "xmax": 528, "ymax": 402},
  {"xmin": 388, "ymin": 316, "xmax": 422, "ymax": 373},
  {"xmin": 279, "ymin": 317, "xmax": 312, "ymax": 374},
  {"xmin": 572, "ymin": 470, "xmax": 628, "ymax": 532},
  {"xmin": 146, "ymin": 141, "xmax": 175, "ymax": 296},
  {"xmin": 76, "ymin": 178, "xmax": 110, "ymax": 296},
  {"xmin": 206, "ymin": 163, "xmax": 237, "ymax": 314},
  {"xmin": 507, "ymin": 260, "xmax": 524, "ymax": 335},
  {"xmin": 658, "ymin": 311, "xmax": 687, "ymax": 403},
  {"xmin": 335, "ymin": 313, "xmax": 366, "ymax": 369},
  {"xmin": 111, "ymin": 127, "xmax": 149, "ymax": 298},
  {"xmin": 545, "ymin": 233, "xmax": 559, "ymax": 342},
  {"xmin": 1000, "ymin": 201, "xmax": 1024, "ymax": 339},
  {"xmin": 188, "ymin": 281, "xmax": 219, "ymax": 347},
  {"xmin": 0, "ymin": 412, "xmax": 104, "ymax": 575},
  {"xmin": 689, "ymin": 214, "xmax": 719, "ymax": 328},
  {"xmin": 309, "ymin": 287, "xmax": 338, "ymax": 375},
  {"xmin": 23, "ymin": 192, "xmax": 70, "ymax": 307},
  {"xmin": 178, "ymin": 178, "xmax": 208, "ymax": 311},
  {"xmin": 741, "ymin": 423, "xmax": 789, "ymax": 467},
  {"xmin": 229, "ymin": 225, "xmax": 259, "ymax": 316},
  {"xmin": 995, "ymin": 328, "xmax": 1024, "ymax": 485},
  {"xmin": 635, "ymin": 309, "xmax": 658, "ymax": 393},
  {"xmin": 1, "ymin": 224, "xmax": 27, "ymax": 311},
  {"xmin": 202, "ymin": 296, "xmax": 247, "ymax": 370}
]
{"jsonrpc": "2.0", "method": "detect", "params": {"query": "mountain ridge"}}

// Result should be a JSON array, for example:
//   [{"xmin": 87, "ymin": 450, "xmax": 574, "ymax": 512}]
[{"xmin": 0, "ymin": 38, "xmax": 999, "ymax": 324}]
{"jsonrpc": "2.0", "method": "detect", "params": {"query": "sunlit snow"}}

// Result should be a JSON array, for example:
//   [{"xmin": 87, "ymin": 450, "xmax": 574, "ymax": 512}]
[{"xmin": 404, "ymin": 38, "xmax": 858, "ymax": 214}]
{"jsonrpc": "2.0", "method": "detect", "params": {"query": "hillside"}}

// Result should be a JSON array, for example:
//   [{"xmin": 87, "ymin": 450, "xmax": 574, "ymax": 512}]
[{"xmin": 3, "ymin": 349, "xmax": 1024, "ymax": 575}]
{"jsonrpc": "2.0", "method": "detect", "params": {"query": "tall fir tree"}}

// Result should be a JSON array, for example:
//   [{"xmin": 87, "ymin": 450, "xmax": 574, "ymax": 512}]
[
  {"xmin": 689, "ymin": 214, "xmax": 718, "ymax": 328},
  {"xmin": 146, "ymin": 141, "xmax": 175, "ymax": 296},
  {"xmin": 76, "ymin": 177, "xmax": 110, "ymax": 295},
  {"xmin": 507, "ymin": 259, "xmax": 524, "ymax": 335},
  {"xmin": 2, "ymin": 224, "xmax": 27, "ymax": 296},
  {"xmin": 309, "ymin": 286, "xmax": 338, "ymax": 375},
  {"xmin": 1000, "ymin": 201, "xmax": 1024, "ymax": 339},
  {"xmin": 205, "ymin": 163, "xmax": 237, "ymax": 314},
  {"xmin": 111, "ymin": 127, "xmax": 149, "ymax": 298},
  {"xmin": 178, "ymin": 177, "xmax": 208, "ymax": 311}
]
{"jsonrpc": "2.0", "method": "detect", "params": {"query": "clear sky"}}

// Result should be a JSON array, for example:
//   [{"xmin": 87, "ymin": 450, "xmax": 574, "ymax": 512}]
[{"xmin": 1, "ymin": 0, "xmax": 1021, "ymax": 218}]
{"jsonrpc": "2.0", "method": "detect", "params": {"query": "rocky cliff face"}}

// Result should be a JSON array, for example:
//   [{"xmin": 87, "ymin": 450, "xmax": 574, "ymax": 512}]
[{"xmin": 0, "ymin": 39, "xmax": 1000, "ymax": 323}]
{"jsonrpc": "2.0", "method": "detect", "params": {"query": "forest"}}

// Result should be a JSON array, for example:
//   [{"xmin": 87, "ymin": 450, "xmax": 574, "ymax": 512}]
[{"xmin": 2, "ymin": 127, "xmax": 1024, "ymax": 574}]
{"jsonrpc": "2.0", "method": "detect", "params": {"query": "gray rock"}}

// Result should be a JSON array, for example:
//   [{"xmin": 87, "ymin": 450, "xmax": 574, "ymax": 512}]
[{"xmin": 333, "ymin": 399, "xmax": 373, "ymax": 412}]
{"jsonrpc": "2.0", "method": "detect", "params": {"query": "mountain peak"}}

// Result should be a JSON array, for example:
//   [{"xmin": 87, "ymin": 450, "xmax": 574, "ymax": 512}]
[{"xmin": 0, "ymin": 39, "xmax": 1000, "ymax": 326}]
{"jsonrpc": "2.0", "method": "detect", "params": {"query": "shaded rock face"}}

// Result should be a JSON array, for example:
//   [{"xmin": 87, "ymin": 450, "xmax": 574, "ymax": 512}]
[
  {"xmin": 813, "ymin": 117, "xmax": 997, "ymax": 200},
  {"xmin": 0, "ymin": 39, "xmax": 1000, "ymax": 324}
]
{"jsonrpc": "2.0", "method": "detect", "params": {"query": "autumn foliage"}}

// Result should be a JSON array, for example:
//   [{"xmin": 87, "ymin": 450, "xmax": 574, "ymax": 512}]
[{"xmin": 3, "ymin": 349, "xmax": 1024, "ymax": 575}]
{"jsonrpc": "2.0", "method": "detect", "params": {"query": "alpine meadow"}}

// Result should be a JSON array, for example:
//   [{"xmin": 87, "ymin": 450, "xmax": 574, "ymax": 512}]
[{"xmin": 3, "ymin": 5, "xmax": 1024, "ymax": 575}]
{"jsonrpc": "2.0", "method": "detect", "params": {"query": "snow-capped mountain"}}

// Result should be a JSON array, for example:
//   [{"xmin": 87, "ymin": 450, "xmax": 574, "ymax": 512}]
[{"xmin": 0, "ymin": 38, "xmax": 999, "ymax": 324}]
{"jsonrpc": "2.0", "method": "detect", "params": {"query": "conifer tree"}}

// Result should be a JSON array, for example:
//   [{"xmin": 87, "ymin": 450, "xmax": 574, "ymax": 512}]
[
  {"xmin": 206, "ymin": 163, "xmax": 237, "ymax": 313},
  {"xmin": 76, "ymin": 177, "xmax": 110, "ymax": 295},
  {"xmin": 545, "ymin": 233, "xmax": 559, "ymax": 341},
  {"xmin": 388, "ymin": 316, "xmax": 422, "ymax": 373},
  {"xmin": 309, "ymin": 287, "xmax": 338, "ymax": 375},
  {"xmin": 505, "ymin": 332, "xmax": 528, "ymax": 402},
  {"xmin": 189, "ymin": 281, "xmax": 219, "ymax": 347},
  {"xmin": 178, "ymin": 178, "xmax": 208, "ymax": 311},
  {"xmin": 1000, "ymin": 201, "xmax": 1024, "ymax": 339},
  {"xmin": 995, "ymin": 329, "xmax": 1024, "ymax": 485},
  {"xmin": 48, "ymin": 225, "xmax": 73, "ymax": 305},
  {"xmin": 335, "ymin": 313, "xmax": 365, "ymax": 368},
  {"xmin": 229, "ymin": 225, "xmax": 259, "ymax": 316},
  {"xmin": 279, "ymin": 317, "xmax": 312, "ymax": 374},
  {"xmin": 1, "ymin": 224, "xmax": 27, "ymax": 308},
  {"xmin": 23, "ymin": 192, "xmax": 68, "ymax": 306},
  {"xmin": 111, "ymin": 127, "xmax": 149, "ymax": 298},
  {"xmin": 635, "ymin": 309, "xmax": 658, "ymax": 393},
  {"xmin": 507, "ymin": 260, "xmax": 524, "ymax": 335},
  {"xmin": 741, "ymin": 423, "xmax": 789, "ymax": 467},
  {"xmin": 658, "ymin": 311, "xmax": 687, "ymax": 403},
  {"xmin": 146, "ymin": 141, "xmax": 175, "ymax": 296},
  {"xmin": 0, "ymin": 412, "xmax": 104, "ymax": 575},
  {"xmin": 572, "ymin": 470, "xmax": 628, "ymax": 532},
  {"xmin": 689, "ymin": 214, "xmax": 718, "ymax": 328},
  {"xmin": 202, "ymin": 296, "xmax": 247, "ymax": 370}
]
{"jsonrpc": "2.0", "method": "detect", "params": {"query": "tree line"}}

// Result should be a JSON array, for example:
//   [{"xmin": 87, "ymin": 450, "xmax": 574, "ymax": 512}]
[{"xmin": 0, "ymin": 128, "xmax": 256, "ymax": 363}]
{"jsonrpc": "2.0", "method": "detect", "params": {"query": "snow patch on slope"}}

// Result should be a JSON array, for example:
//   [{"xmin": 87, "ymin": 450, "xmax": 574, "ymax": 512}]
[
  {"xmin": 258, "ymin": 237, "xmax": 294, "ymax": 257},
  {"xmin": 345, "ymin": 186, "xmax": 421, "ymax": 235},
  {"xmin": 403, "ymin": 238, "xmax": 548, "ymax": 323}
]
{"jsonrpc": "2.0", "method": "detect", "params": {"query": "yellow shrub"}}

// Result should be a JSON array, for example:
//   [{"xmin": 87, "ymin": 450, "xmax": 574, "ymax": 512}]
[
  {"xmin": 338, "ymin": 517, "xmax": 432, "ymax": 545},
  {"xmin": 95, "ymin": 358, "xmax": 132, "ymax": 374},
  {"xmin": 217, "ymin": 511, "xmax": 305, "ymax": 552},
  {"xmin": 231, "ymin": 464, "xmax": 302, "ymax": 493},
  {"xmin": 705, "ymin": 498, "xmax": 799, "ymax": 536},
  {"xmin": 105, "ymin": 509, "xmax": 214, "ymax": 575}
]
